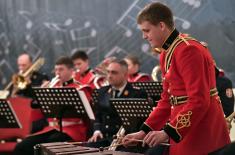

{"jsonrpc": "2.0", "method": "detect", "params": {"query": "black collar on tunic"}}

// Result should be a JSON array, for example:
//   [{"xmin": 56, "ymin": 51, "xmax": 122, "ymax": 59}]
[
  {"xmin": 162, "ymin": 29, "xmax": 179, "ymax": 50},
  {"xmin": 131, "ymin": 71, "xmax": 140, "ymax": 77},
  {"xmin": 81, "ymin": 68, "xmax": 91, "ymax": 77},
  {"xmin": 62, "ymin": 78, "xmax": 74, "ymax": 86}
]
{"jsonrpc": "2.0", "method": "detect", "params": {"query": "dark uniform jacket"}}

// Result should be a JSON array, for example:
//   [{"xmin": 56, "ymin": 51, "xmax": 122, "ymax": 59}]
[
  {"xmin": 13, "ymin": 71, "xmax": 49, "ymax": 133},
  {"xmin": 216, "ymin": 76, "xmax": 234, "ymax": 117},
  {"xmin": 16, "ymin": 71, "xmax": 49, "ymax": 98},
  {"xmin": 93, "ymin": 82, "xmax": 148, "ymax": 138}
]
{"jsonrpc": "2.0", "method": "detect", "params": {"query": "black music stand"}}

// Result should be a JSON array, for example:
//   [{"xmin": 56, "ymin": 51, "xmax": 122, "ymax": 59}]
[
  {"xmin": 131, "ymin": 82, "xmax": 162, "ymax": 103},
  {"xmin": 0, "ymin": 99, "xmax": 21, "ymax": 128},
  {"xmin": 33, "ymin": 87, "xmax": 95, "ymax": 132},
  {"xmin": 91, "ymin": 89, "xmax": 99, "ymax": 105},
  {"xmin": 110, "ymin": 98, "xmax": 154, "ymax": 130}
]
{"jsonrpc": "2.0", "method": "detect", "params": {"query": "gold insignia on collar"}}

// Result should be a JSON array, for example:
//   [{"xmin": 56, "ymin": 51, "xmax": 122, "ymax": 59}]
[{"xmin": 124, "ymin": 90, "xmax": 129, "ymax": 96}]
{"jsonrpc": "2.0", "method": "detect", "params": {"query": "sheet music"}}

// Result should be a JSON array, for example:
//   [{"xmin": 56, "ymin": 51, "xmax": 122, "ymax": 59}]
[
  {"xmin": 7, "ymin": 100, "xmax": 22, "ymax": 128},
  {"xmin": 0, "ymin": 99, "xmax": 22, "ymax": 128},
  {"xmin": 78, "ymin": 90, "xmax": 95, "ymax": 120}
]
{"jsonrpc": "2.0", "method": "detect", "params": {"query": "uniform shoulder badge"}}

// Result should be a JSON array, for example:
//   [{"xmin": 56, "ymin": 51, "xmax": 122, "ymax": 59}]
[
  {"xmin": 226, "ymin": 88, "xmax": 233, "ymax": 98},
  {"xmin": 124, "ymin": 90, "xmax": 129, "ymax": 96}
]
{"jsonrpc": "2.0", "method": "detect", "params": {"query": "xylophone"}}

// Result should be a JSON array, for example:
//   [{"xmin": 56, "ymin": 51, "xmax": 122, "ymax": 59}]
[{"xmin": 34, "ymin": 142, "xmax": 143, "ymax": 155}]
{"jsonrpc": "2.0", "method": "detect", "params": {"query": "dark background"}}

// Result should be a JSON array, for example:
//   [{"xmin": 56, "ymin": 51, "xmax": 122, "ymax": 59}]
[{"xmin": 0, "ymin": 0, "xmax": 234, "ymax": 89}]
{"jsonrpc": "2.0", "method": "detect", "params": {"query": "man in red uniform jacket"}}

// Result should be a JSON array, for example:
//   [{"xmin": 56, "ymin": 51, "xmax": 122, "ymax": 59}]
[
  {"xmin": 14, "ymin": 56, "xmax": 92, "ymax": 155},
  {"xmin": 71, "ymin": 50, "xmax": 97, "ymax": 89},
  {"xmin": 124, "ymin": 54, "xmax": 152, "ymax": 82},
  {"xmin": 123, "ymin": 2, "xmax": 230, "ymax": 155}
]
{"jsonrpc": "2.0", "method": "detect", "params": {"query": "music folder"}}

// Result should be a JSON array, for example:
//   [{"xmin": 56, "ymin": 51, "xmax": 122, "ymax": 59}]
[
  {"xmin": 0, "ymin": 99, "xmax": 22, "ymax": 128},
  {"xmin": 110, "ymin": 98, "xmax": 154, "ymax": 130},
  {"xmin": 131, "ymin": 82, "xmax": 163, "ymax": 103},
  {"xmin": 33, "ymin": 87, "xmax": 95, "ymax": 120}
]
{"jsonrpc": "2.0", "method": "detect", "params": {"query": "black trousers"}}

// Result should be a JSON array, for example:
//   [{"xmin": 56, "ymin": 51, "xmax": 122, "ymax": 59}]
[
  {"xmin": 13, "ymin": 129, "xmax": 72, "ymax": 155},
  {"xmin": 209, "ymin": 142, "xmax": 235, "ymax": 155}
]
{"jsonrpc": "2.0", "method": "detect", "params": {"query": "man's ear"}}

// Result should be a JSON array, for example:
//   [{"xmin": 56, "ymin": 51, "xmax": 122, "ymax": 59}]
[
  {"xmin": 134, "ymin": 64, "xmax": 139, "ymax": 72},
  {"xmin": 159, "ymin": 21, "xmax": 166, "ymax": 30}
]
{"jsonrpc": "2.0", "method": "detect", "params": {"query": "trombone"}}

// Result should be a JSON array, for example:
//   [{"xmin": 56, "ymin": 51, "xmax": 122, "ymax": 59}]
[{"xmin": 1, "ymin": 57, "xmax": 45, "ymax": 98}]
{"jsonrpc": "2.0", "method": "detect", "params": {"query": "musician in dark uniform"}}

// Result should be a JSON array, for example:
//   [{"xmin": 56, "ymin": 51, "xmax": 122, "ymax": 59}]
[
  {"xmin": 11, "ymin": 53, "xmax": 49, "ymax": 98},
  {"xmin": 88, "ymin": 59, "xmax": 148, "ymax": 150},
  {"xmin": 215, "ymin": 67, "xmax": 234, "ymax": 117},
  {"xmin": 11, "ymin": 53, "xmax": 49, "ymax": 134}
]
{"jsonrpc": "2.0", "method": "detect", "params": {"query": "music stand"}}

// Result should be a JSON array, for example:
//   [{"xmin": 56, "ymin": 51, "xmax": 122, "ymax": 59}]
[
  {"xmin": 131, "ymin": 82, "xmax": 162, "ymax": 103},
  {"xmin": 91, "ymin": 89, "xmax": 99, "ymax": 105},
  {"xmin": 110, "ymin": 98, "xmax": 154, "ymax": 130},
  {"xmin": 0, "ymin": 99, "xmax": 21, "ymax": 128},
  {"xmin": 33, "ymin": 87, "xmax": 95, "ymax": 132}
]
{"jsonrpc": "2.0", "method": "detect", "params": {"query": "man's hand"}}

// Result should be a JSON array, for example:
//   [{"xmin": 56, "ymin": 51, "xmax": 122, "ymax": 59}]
[
  {"xmin": 88, "ymin": 131, "xmax": 103, "ymax": 142},
  {"xmin": 122, "ymin": 130, "xmax": 146, "ymax": 147},
  {"xmin": 143, "ymin": 130, "xmax": 169, "ymax": 147},
  {"xmin": 226, "ymin": 118, "xmax": 232, "ymax": 132}
]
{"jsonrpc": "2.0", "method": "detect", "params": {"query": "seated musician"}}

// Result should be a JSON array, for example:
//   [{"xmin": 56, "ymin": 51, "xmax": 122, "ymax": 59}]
[
  {"xmin": 215, "ymin": 66, "xmax": 234, "ymax": 118},
  {"xmin": 71, "ymin": 50, "xmax": 97, "ymax": 89},
  {"xmin": 124, "ymin": 54, "xmax": 152, "ymax": 82},
  {"xmin": 87, "ymin": 59, "xmax": 148, "ymax": 152},
  {"xmin": 11, "ymin": 52, "xmax": 49, "ymax": 98},
  {"xmin": 13, "ymin": 56, "xmax": 92, "ymax": 155},
  {"xmin": 12, "ymin": 53, "xmax": 49, "ymax": 133}
]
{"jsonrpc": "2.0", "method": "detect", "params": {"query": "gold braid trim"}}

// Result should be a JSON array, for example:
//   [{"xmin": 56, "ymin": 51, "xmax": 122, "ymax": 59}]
[
  {"xmin": 167, "ymin": 111, "xmax": 193, "ymax": 140},
  {"xmin": 175, "ymin": 111, "xmax": 192, "ymax": 130},
  {"xmin": 164, "ymin": 36, "xmax": 197, "ymax": 72}
]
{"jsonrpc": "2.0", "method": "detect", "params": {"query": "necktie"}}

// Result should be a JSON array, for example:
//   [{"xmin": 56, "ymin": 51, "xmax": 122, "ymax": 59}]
[{"xmin": 113, "ymin": 89, "xmax": 120, "ymax": 98}]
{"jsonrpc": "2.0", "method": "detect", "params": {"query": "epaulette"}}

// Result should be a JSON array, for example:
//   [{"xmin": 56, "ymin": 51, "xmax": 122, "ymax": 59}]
[{"xmin": 200, "ymin": 41, "xmax": 208, "ymax": 48}]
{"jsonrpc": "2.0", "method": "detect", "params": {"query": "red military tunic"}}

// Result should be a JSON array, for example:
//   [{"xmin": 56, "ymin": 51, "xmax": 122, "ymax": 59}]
[
  {"xmin": 73, "ymin": 68, "xmax": 97, "ymax": 89},
  {"xmin": 128, "ymin": 72, "xmax": 152, "ymax": 82},
  {"xmin": 141, "ymin": 29, "xmax": 230, "ymax": 155},
  {"xmin": 34, "ymin": 79, "xmax": 92, "ymax": 141}
]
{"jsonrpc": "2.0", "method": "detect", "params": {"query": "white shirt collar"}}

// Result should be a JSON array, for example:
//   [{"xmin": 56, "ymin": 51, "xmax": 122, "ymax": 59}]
[{"xmin": 112, "ymin": 81, "xmax": 127, "ymax": 97}]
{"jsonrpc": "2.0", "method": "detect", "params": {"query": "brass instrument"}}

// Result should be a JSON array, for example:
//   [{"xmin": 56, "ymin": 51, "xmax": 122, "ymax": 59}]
[
  {"xmin": 151, "ymin": 65, "xmax": 161, "ymax": 81},
  {"xmin": 47, "ymin": 75, "xmax": 60, "ymax": 88},
  {"xmin": 93, "ymin": 75, "xmax": 109, "ymax": 89},
  {"xmin": 5, "ymin": 57, "xmax": 45, "ymax": 91},
  {"xmin": 108, "ymin": 126, "xmax": 125, "ymax": 151},
  {"xmin": 226, "ymin": 112, "xmax": 235, "ymax": 123},
  {"xmin": 225, "ymin": 112, "xmax": 235, "ymax": 130}
]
